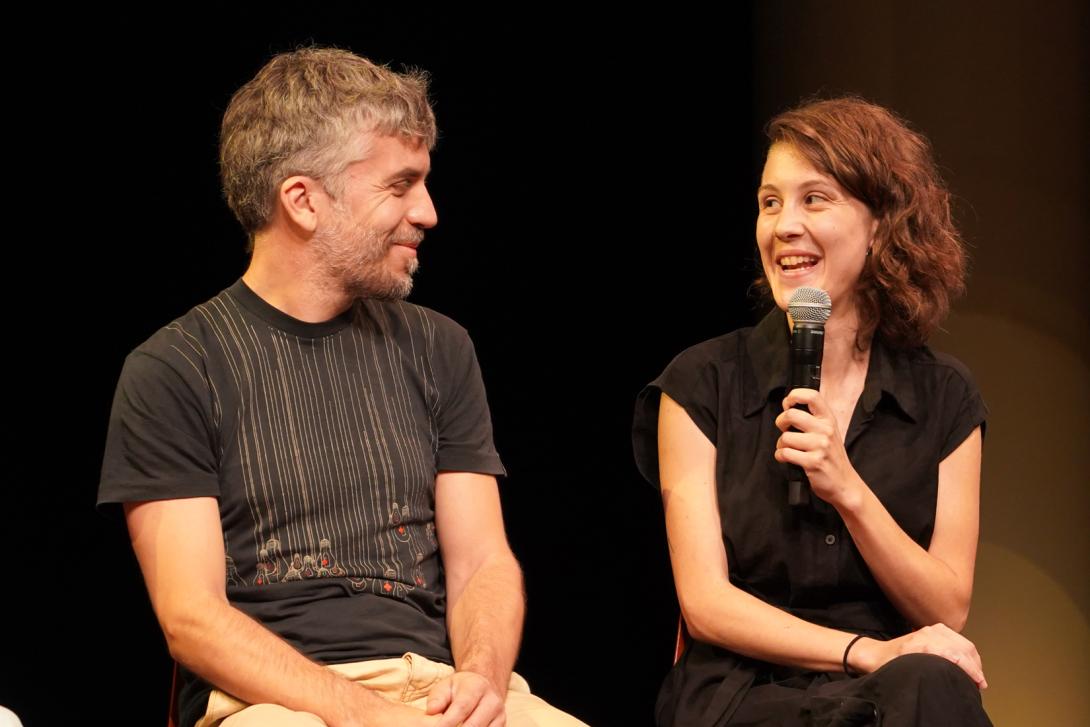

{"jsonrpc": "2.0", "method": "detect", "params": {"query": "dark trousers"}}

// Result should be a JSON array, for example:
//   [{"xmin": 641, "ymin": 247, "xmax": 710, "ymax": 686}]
[{"xmin": 727, "ymin": 653, "xmax": 992, "ymax": 727}]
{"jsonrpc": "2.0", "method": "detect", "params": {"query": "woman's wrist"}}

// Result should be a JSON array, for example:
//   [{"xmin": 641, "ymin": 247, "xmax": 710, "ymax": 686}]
[
  {"xmin": 829, "ymin": 470, "xmax": 868, "ymax": 515},
  {"xmin": 842, "ymin": 634, "xmax": 866, "ymax": 675},
  {"xmin": 845, "ymin": 636, "xmax": 888, "ymax": 674}
]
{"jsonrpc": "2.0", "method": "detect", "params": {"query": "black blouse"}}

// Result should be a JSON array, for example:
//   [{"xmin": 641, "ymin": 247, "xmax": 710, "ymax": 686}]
[{"xmin": 632, "ymin": 309, "xmax": 987, "ymax": 723}]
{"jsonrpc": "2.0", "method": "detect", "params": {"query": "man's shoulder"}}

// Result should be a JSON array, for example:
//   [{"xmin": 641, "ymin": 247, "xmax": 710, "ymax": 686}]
[
  {"xmin": 130, "ymin": 287, "xmax": 237, "ymax": 355},
  {"xmin": 362, "ymin": 299, "xmax": 473, "ymax": 344},
  {"xmin": 125, "ymin": 286, "xmax": 240, "ymax": 376}
]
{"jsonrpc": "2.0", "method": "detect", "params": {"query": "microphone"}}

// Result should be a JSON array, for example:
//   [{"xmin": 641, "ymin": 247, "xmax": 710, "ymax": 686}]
[{"xmin": 786, "ymin": 287, "xmax": 832, "ymax": 507}]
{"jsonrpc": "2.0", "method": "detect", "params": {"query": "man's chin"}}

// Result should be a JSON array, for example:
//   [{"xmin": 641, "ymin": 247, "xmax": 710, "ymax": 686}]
[{"xmin": 346, "ymin": 275, "xmax": 414, "ymax": 302}]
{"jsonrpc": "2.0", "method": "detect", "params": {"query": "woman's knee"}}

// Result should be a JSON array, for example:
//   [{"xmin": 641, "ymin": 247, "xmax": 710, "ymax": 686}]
[{"xmin": 877, "ymin": 653, "xmax": 976, "ymax": 692}]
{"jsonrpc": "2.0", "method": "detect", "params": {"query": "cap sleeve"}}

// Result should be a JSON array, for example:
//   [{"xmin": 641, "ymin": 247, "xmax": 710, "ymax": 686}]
[
  {"xmin": 632, "ymin": 345, "xmax": 719, "ymax": 488},
  {"xmin": 936, "ymin": 355, "xmax": 988, "ymax": 461}
]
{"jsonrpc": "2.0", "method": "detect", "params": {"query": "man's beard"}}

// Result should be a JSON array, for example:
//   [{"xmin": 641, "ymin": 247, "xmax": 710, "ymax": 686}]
[{"xmin": 311, "ymin": 215, "xmax": 423, "ymax": 301}]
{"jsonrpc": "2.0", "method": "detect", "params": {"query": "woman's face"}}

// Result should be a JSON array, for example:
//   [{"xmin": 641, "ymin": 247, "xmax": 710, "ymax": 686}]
[{"xmin": 756, "ymin": 143, "xmax": 877, "ymax": 319}]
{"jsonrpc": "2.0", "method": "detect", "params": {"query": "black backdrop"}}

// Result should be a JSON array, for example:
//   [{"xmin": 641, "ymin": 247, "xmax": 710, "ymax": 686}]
[
  {"xmin": 9, "ymin": 10, "xmax": 758, "ymax": 726},
  {"xmin": 16, "ymin": 4, "xmax": 1083, "ymax": 725}
]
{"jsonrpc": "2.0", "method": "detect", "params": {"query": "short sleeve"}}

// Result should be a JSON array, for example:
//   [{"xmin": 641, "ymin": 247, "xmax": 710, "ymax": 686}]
[
  {"xmin": 98, "ymin": 350, "xmax": 221, "ymax": 508},
  {"xmin": 632, "ymin": 345, "xmax": 720, "ymax": 488},
  {"xmin": 936, "ymin": 355, "xmax": 988, "ymax": 461},
  {"xmin": 433, "ymin": 323, "xmax": 506, "ymax": 476}
]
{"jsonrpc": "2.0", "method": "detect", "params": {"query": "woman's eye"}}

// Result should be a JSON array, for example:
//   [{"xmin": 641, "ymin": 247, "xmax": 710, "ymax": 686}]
[{"xmin": 804, "ymin": 193, "xmax": 825, "ymax": 205}]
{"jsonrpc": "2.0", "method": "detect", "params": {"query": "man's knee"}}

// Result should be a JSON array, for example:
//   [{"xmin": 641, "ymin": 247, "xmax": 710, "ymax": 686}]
[{"xmin": 504, "ymin": 692, "xmax": 588, "ymax": 727}]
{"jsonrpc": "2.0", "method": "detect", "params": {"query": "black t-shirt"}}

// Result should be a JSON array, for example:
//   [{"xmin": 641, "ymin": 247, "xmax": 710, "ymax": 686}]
[
  {"xmin": 632, "ymin": 309, "xmax": 987, "ymax": 722},
  {"xmin": 100, "ymin": 280, "xmax": 505, "ymax": 722}
]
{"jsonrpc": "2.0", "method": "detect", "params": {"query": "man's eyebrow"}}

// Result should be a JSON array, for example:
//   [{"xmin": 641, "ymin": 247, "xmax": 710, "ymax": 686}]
[{"xmin": 383, "ymin": 167, "xmax": 430, "ymax": 183}]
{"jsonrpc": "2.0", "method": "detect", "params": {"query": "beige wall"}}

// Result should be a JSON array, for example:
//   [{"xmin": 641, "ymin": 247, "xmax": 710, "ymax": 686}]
[{"xmin": 754, "ymin": 2, "xmax": 1090, "ymax": 722}]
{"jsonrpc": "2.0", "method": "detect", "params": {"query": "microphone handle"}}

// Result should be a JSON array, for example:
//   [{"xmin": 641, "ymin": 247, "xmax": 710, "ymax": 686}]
[
  {"xmin": 789, "ymin": 325, "xmax": 825, "ymax": 391},
  {"xmin": 788, "ymin": 323, "xmax": 824, "ymax": 507},
  {"xmin": 787, "ymin": 399, "xmax": 812, "ymax": 505},
  {"xmin": 787, "ymin": 440, "xmax": 810, "ymax": 505}
]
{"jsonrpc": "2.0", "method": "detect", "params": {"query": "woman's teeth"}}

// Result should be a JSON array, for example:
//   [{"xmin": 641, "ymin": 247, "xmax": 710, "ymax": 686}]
[{"xmin": 779, "ymin": 256, "xmax": 818, "ymax": 270}]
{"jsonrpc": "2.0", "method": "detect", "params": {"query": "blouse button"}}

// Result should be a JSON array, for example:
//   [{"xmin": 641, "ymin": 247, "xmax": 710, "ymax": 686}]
[{"xmin": 824, "ymin": 533, "xmax": 837, "ymax": 545}]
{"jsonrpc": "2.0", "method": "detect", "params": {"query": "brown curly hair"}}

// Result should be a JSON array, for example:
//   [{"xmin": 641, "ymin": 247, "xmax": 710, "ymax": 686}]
[{"xmin": 761, "ymin": 97, "xmax": 967, "ymax": 350}]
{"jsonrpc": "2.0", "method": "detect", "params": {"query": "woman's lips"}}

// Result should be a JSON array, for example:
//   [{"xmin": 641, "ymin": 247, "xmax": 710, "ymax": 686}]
[{"xmin": 778, "ymin": 255, "xmax": 819, "ymax": 271}]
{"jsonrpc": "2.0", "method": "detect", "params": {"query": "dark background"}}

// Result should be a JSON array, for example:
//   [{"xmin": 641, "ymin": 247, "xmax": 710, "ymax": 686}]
[{"xmin": 8, "ymin": 3, "xmax": 1087, "ymax": 725}]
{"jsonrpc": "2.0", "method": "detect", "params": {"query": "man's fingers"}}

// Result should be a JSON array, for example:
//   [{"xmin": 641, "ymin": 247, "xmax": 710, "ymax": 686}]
[
  {"xmin": 426, "ymin": 679, "xmax": 453, "ymax": 715},
  {"xmin": 434, "ymin": 686, "xmax": 481, "ymax": 727},
  {"xmin": 459, "ymin": 691, "xmax": 505, "ymax": 727}
]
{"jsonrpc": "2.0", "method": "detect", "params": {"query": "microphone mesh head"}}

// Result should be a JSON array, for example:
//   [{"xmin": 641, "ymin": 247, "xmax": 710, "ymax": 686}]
[{"xmin": 788, "ymin": 287, "xmax": 832, "ymax": 323}]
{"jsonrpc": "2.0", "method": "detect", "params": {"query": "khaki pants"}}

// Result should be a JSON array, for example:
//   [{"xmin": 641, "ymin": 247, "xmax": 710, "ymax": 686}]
[{"xmin": 196, "ymin": 652, "xmax": 588, "ymax": 726}]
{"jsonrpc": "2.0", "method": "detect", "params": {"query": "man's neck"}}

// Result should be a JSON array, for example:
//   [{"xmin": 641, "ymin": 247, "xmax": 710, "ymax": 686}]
[{"xmin": 243, "ymin": 233, "xmax": 353, "ymax": 323}]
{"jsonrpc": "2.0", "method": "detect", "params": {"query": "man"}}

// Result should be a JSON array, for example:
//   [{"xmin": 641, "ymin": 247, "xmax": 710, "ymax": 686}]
[{"xmin": 100, "ymin": 48, "xmax": 585, "ymax": 727}]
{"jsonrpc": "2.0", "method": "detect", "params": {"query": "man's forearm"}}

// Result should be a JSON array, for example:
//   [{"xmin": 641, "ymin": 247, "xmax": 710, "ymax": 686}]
[
  {"xmin": 446, "ymin": 551, "xmax": 525, "ymax": 692},
  {"xmin": 164, "ymin": 591, "xmax": 396, "ymax": 727},
  {"xmin": 126, "ymin": 498, "xmax": 415, "ymax": 727}
]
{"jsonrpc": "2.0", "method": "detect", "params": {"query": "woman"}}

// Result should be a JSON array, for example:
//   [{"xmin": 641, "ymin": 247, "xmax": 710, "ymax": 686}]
[{"xmin": 632, "ymin": 98, "xmax": 992, "ymax": 726}]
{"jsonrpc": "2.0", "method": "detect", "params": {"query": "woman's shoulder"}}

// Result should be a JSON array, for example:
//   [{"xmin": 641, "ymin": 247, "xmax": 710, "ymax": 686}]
[
  {"xmin": 664, "ymin": 317, "xmax": 776, "ymax": 378},
  {"xmin": 898, "ymin": 345, "xmax": 980, "ymax": 393},
  {"xmin": 888, "ymin": 344, "xmax": 987, "ymax": 443},
  {"xmin": 669, "ymin": 330, "xmax": 744, "ymax": 369}
]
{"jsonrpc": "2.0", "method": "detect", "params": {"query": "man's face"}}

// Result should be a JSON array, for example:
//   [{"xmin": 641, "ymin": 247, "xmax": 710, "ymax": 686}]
[{"xmin": 312, "ymin": 133, "xmax": 437, "ymax": 300}]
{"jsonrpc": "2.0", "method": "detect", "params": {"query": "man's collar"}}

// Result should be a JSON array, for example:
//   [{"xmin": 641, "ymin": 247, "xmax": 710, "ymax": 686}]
[{"xmin": 742, "ymin": 308, "xmax": 918, "ymax": 422}]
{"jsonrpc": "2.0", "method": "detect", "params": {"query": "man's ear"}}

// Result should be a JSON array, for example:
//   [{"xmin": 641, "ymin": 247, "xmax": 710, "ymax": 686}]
[{"xmin": 277, "ymin": 175, "xmax": 323, "ymax": 233}]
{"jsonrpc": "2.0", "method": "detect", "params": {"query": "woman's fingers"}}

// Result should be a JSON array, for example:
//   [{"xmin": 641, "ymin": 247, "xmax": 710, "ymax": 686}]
[{"xmin": 895, "ymin": 624, "xmax": 988, "ymax": 690}]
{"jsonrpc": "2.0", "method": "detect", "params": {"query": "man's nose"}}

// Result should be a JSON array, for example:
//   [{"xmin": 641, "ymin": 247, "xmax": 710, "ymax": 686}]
[{"xmin": 408, "ymin": 186, "xmax": 438, "ymax": 229}]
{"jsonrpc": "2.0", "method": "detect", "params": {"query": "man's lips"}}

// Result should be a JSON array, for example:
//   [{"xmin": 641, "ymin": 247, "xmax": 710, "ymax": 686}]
[{"xmin": 392, "ymin": 230, "xmax": 424, "ymax": 251}]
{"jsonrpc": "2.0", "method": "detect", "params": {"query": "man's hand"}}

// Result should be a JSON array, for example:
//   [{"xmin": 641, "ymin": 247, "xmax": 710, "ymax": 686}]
[
  {"xmin": 433, "ymin": 472, "xmax": 521, "ymax": 727},
  {"xmin": 425, "ymin": 670, "xmax": 506, "ymax": 727},
  {"xmin": 363, "ymin": 698, "xmax": 443, "ymax": 727}
]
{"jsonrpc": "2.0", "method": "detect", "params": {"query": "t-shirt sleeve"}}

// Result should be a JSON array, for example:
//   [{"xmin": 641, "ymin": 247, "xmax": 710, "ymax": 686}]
[
  {"xmin": 98, "ymin": 349, "xmax": 221, "ymax": 508},
  {"xmin": 936, "ymin": 355, "xmax": 988, "ymax": 461},
  {"xmin": 632, "ymin": 345, "xmax": 719, "ymax": 488},
  {"xmin": 433, "ymin": 324, "xmax": 506, "ymax": 476}
]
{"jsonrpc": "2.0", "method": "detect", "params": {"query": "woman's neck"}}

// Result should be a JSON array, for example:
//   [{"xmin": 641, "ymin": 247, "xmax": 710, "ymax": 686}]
[
  {"xmin": 821, "ymin": 307, "xmax": 870, "ymax": 383},
  {"xmin": 791, "ymin": 305, "xmax": 871, "ymax": 438}
]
